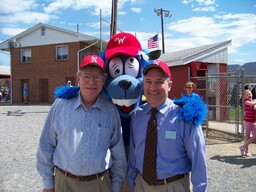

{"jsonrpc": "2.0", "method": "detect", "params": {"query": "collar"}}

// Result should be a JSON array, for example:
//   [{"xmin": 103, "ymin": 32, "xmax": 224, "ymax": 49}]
[
  {"xmin": 74, "ymin": 93, "xmax": 102, "ymax": 111},
  {"xmin": 146, "ymin": 98, "xmax": 172, "ymax": 115}
]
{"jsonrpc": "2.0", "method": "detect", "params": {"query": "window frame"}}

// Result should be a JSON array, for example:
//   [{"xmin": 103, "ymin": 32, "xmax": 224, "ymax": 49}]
[
  {"xmin": 20, "ymin": 49, "xmax": 32, "ymax": 63},
  {"xmin": 56, "ymin": 45, "xmax": 68, "ymax": 61}
]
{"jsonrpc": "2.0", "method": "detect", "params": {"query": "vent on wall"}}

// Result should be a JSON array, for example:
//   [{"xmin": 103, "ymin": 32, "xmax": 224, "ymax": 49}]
[{"xmin": 41, "ymin": 26, "xmax": 46, "ymax": 36}]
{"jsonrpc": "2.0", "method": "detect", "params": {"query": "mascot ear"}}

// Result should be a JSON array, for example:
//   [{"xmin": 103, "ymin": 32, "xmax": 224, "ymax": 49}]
[{"xmin": 148, "ymin": 49, "xmax": 161, "ymax": 60}]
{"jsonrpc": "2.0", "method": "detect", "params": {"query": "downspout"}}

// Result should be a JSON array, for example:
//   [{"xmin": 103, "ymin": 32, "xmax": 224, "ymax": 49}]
[{"xmin": 77, "ymin": 40, "xmax": 99, "ymax": 70}]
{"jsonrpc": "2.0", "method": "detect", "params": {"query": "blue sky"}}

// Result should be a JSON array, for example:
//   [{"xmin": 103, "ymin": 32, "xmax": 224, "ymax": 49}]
[{"xmin": 0, "ymin": 0, "xmax": 256, "ymax": 67}]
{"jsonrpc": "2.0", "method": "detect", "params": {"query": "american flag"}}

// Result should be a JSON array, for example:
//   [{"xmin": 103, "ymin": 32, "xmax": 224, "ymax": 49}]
[{"xmin": 147, "ymin": 34, "xmax": 158, "ymax": 49}]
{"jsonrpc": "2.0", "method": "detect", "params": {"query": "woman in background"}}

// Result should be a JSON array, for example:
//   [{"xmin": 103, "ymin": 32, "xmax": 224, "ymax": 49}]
[{"xmin": 239, "ymin": 89, "xmax": 256, "ymax": 156}]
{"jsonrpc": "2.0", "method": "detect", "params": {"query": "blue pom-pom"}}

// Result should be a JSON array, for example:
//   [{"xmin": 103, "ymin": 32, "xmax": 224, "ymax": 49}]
[
  {"xmin": 174, "ymin": 94, "xmax": 208, "ymax": 125},
  {"xmin": 54, "ymin": 86, "xmax": 80, "ymax": 99},
  {"xmin": 173, "ymin": 97, "xmax": 187, "ymax": 106}
]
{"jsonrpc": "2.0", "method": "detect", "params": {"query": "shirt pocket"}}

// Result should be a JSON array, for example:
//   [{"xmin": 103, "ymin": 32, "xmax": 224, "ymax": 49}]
[{"xmin": 95, "ymin": 125, "xmax": 112, "ymax": 149}]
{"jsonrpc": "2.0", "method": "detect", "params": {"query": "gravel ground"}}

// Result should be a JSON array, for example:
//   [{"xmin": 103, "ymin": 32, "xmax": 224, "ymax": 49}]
[{"xmin": 0, "ymin": 105, "xmax": 256, "ymax": 192}]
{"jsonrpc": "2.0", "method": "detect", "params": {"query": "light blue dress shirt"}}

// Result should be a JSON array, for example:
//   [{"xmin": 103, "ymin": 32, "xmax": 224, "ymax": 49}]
[
  {"xmin": 128, "ymin": 98, "xmax": 207, "ymax": 192},
  {"xmin": 37, "ymin": 93, "xmax": 127, "ymax": 192}
]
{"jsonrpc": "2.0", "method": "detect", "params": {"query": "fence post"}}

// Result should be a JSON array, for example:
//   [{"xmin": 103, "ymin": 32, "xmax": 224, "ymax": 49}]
[{"xmin": 206, "ymin": 72, "xmax": 209, "ymax": 137}]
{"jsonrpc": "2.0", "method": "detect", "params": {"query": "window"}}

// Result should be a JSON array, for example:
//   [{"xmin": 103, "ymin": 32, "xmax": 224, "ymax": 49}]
[
  {"xmin": 20, "ymin": 49, "xmax": 31, "ymax": 63},
  {"xmin": 56, "ymin": 45, "xmax": 68, "ymax": 61}
]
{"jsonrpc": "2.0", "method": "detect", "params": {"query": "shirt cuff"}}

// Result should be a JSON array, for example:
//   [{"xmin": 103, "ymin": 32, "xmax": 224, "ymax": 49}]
[
  {"xmin": 193, "ymin": 183, "xmax": 207, "ymax": 192},
  {"xmin": 43, "ymin": 178, "xmax": 54, "ymax": 189}
]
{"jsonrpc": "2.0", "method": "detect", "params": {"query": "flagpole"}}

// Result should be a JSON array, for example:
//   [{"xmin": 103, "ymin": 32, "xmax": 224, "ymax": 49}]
[{"xmin": 157, "ymin": 32, "xmax": 159, "ymax": 50}]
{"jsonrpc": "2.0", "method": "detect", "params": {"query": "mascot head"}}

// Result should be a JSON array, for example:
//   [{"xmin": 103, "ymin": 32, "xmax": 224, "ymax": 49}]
[{"xmin": 103, "ymin": 32, "xmax": 158, "ymax": 118}]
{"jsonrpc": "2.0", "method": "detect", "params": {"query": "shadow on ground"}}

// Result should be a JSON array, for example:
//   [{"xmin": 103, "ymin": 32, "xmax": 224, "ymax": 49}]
[{"xmin": 210, "ymin": 154, "xmax": 256, "ymax": 168}]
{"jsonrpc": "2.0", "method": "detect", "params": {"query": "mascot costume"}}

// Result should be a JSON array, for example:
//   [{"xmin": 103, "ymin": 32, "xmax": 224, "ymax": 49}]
[
  {"xmin": 102, "ymin": 32, "xmax": 151, "ymax": 147},
  {"xmin": 55, "ymin": 32, "xmax": 207, "ymax": 151}
]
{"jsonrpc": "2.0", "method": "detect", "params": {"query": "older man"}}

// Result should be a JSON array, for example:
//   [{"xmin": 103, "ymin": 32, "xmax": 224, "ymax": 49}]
[{"xmin": 37, "ymin": 55, "xmax": 127, "ymax": 192}]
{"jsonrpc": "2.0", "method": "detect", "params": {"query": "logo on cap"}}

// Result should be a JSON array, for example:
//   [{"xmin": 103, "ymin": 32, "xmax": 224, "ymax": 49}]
[
  {"xmin": 114, "ymin": 36, "xmax": 127, "ymax": 45},
  {"xmin": 90, "ymin": 55, "xmax": 98, "ymax": 63},
  {"xmin": 152, "ymin": 60, "xmax": 160, "ymax": 65}
]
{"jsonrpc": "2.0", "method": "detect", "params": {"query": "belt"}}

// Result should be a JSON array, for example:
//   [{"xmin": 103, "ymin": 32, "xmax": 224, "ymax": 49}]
[
  {"xmin": 56, "ymin": 167, "xmax": 107, "ymax": 182},
  {"xmin": 143, "ymin": 173, "xmax": 186, "ymax": 186}
]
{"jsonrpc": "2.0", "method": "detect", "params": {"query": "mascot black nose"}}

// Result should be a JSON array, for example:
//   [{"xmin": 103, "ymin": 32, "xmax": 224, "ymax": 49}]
[{"xmin": 119, "ymin": 80, "xmax": 132, "ymax": 91}]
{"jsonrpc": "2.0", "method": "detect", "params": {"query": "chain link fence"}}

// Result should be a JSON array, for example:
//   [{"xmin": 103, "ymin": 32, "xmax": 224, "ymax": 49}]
[{"xmin": 192, "ymin": 70, "xmax": 256, "ymax": 143}]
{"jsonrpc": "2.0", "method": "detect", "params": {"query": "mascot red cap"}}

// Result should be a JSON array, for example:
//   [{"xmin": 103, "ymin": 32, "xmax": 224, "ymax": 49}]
[{"xmin": 105, "ymin": 32, "xmax": 142, "ymax": 59}]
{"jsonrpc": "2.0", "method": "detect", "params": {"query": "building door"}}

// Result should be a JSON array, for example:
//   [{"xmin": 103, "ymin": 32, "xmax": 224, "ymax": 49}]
[
  {"xmin": 39, "ymin": 78, "xmax": 49, "ymax": 102},
  {"xmin": 21, "ymin": 79, "xmax": 29, "ymax": 103}
]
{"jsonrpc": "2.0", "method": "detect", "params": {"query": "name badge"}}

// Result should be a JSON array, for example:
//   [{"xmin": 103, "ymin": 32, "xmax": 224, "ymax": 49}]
[{"xmin": 165, "ymin": 131, "xmax": 176, "ymax": 139}]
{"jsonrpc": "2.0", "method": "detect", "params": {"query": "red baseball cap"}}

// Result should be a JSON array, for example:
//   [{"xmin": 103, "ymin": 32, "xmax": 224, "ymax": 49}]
[
  {"xmin": 79, "ymin": 55, "xmax": 105, "ymax": 72},
  {"xmin": 144, "ymin": 60, "xmax": 172, "ymax": 80},
  {"xmin": 105, "ymin": 32, "xmax": 142, "ymax": 59}
]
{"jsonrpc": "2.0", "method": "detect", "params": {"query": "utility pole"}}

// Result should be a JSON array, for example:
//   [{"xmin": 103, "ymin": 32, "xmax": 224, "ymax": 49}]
[{"xmin": 110, "ymin": 0, "xmax": 118, "ymax": 37}]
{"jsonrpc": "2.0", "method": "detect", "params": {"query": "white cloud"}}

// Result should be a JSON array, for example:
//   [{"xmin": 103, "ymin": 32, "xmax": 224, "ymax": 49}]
[
  {"xmin": 87, "ymin": 20, "xmax": 110, "ymax": 30},
  {"xmin": 1, "ymin": 27, "xmax": 26, "ymax": 36},
  {"xmin": 166, "ymin": 13, "xmax": 256, "ymax": 54},
  {"xmin": 193, "ymin": 6, "xmax": 215, "ymax": 12},
  {"xmin": 0, "ymin": 11, "xmax": 58, "ymax": 24},
  {"xmin": 0, "ymin": 0, "xmax": 37, "ymax": 14},
  {"xmin": 131, "ymin": 8, "xmax": 141, "ymax": 13},
  {"xmin": 182, "ymin": 0, "xmax": 193, "ymax": 5},
  {"xmin": 196, "ymin": 0, "xmax": 215, "ymax": 6},
  {"xmin": 43, "ymin": 0, "xmax": 129, "ymax": 16},
  {"xmin": 168, "ymin": 16, "xmax": 225, "ymax": 38},
  {"xmin": 165, "ymin": 37, "xmax": 213, "ymax": 52},
  {"xmin": 183, "ymin": 0, "xmax": 218, "ymax": 13},
  {"xmin": 129, "ymin": 0, "xmax": 146, "ymax": 5}
]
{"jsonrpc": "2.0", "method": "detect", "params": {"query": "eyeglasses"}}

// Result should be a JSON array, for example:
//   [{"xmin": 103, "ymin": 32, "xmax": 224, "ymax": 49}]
[
  {"xmin": 186, "ymin": 87, "xmax": 193, "ymax": 89},
  {"xmin": 80, "ymin": 74, "xmax": 105, "ymax": 83}
]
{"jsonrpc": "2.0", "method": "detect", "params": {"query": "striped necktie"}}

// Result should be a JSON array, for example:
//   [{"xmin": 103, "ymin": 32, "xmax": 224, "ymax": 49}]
[{"xmin": 142, "ymin": 108, "xmax": 158, "ymax": 185}]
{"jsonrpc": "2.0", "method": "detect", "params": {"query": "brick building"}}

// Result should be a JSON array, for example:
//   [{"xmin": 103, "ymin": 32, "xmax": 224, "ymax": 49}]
[{"xmin": 0, "ymin": 23, "xmax": 107, "ymax": 104}]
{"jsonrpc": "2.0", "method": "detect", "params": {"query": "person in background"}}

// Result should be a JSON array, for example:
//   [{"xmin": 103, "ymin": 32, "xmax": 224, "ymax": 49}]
[
  {"xmin": 128, "ymin": 60, "xmax": 207, "ymax": 192},
  {"xmin": 243, "ymin": 105, "xmax": 256, "ymax": 154},
  {"xmin": 37, "ymin": 55, "xmax": 127, "ymax": 192},
  {"xmin": 240, "ymin": 89, "xmax": 256, "ymax": 156},
  {"xmin": 23, "ymin": 83, "xmax": 28, "ymax": 104},
  {"xmin": 184, "ymin": 81, "xmax": 200, "ymax": 99},
  {"xmin": 67, "ymin": 80, "xmax": 72, "ymax": 87},
  {"xmin": 173, "ymin": 81, "xmax": 208, "ymax": 126}
]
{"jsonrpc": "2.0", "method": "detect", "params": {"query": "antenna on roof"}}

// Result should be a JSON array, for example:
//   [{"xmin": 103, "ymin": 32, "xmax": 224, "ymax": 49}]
[{"xmin": 77, "ymin": 24, "xmax": 79, "ymax": 33}]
